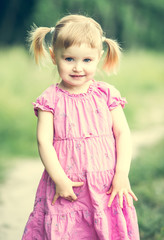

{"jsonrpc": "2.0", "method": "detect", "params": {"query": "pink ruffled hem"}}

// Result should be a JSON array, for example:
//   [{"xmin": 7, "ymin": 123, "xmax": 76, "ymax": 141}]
[
  {"xmin": 32, "ymin": 102, "xmax": 54, "ymax": 117},
  {"xmin": 22, "ymin": 169, "xmax": 140, "ymax": 239},
  {"xmin": 109, "ymin": 96, "xmax": 127, "ymax": 110},
  {"xmin": 22, "ymin": 196, "xmax": 139, "ymax": 240}
]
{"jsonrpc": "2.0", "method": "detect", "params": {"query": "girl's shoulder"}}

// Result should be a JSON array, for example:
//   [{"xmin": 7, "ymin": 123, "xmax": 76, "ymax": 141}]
[
  {"xmin": 94, "ymin": 80, "xmax": 127, "ymax": 110},
  {"xmin": 94, "ymin": 80, "xmax": 120, "ymax": 96}
]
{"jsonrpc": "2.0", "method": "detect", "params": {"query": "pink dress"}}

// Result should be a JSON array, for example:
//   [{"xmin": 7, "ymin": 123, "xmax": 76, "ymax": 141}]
[{"xmin": 22, "ymin": 80, "xmax": 140, "ymax": 240}]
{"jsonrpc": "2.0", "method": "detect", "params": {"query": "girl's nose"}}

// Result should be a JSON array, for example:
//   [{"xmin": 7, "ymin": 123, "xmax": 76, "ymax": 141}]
[{"xmin": 73, "ymin": 63, "xmax": 82, "ymax": 72}]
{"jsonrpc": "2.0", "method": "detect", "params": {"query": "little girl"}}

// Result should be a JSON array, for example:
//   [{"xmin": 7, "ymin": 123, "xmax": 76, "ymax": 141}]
[{"xmin": 22, "ymin": 14, "xmax": 140, "ymax": 240}]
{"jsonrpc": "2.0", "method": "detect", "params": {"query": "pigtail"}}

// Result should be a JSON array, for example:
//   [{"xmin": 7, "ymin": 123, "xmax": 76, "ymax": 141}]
[
  {"xmin": 28, "ymin": 25, "xmax": 51, "ymax": 64},
  {"xmin": 102, "ymin": 38, "xmax": 121, "ymax": 74}
]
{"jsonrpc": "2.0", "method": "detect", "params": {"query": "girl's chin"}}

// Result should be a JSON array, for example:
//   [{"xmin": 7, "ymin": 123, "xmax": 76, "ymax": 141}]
[{"xmin": 61, "ymin": 79, "xmax": 91, "ymax": 86}]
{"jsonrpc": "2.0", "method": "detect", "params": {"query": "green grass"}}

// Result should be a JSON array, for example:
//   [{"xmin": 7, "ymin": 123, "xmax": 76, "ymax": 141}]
[
  {"xmin": 0, "ymin": 47, "xmax": 54, "ymax": 157},
  {"xmin": 130, "ymin": 138, "xmax": 164, "ymax": 240}
]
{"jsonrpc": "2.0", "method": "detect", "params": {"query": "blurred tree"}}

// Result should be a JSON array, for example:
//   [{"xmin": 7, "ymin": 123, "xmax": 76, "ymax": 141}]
[
  {"xmin": 29, "ymin": 0, "xmax": 164, "ymax": 49},
  {"xmin": 0, "ymin": 0, "xmax": 163, "ymax": 49},
  {"xmin": 0, "ymin": 0, "xmax": 37, "ymax": 44},
  {"xmin": 31, "ymin": 0, "xmax": 122, "ymax": 43},
  {"xmin": 125, "ymin": 0, "xmax": 164, "ymax": 48}
]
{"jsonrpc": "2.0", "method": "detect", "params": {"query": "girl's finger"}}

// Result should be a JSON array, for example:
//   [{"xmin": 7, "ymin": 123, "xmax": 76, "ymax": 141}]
[
  {"xmin": 71, "ymin": 192, "xmax": 77, "ymax": 201},
  {"xmin": 124, "ymin": 191, "xmax": 132, "ymax": 207},
  {"xmin": 129, "ymin": 190, "xmax": 138, "ymax": 201},
  {"xmin": 108, "ymin": 192, "xmax": 116, "ymax": 207},
  {"xmin": 106, "ymin": 187, "xmax": 112, "ymax": 195},
  {"xmin": 52, "ymin": 194, "xmax": 59, "ymax": 205},
  {"xmin": 65, "ymin": 196, "xmax": 73, "ymax": 201},
  {"xmin": 119, "ymin": 192, "xmax": 123, "ymax": 208},
  {"xmin": 72, "ymin": 182, "xmax": 84, "ymax": 187}
]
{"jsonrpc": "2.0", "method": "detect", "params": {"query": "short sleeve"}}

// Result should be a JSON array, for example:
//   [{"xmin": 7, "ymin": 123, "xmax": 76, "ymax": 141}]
[
  {"xmin": 32, "ymin": 84, "xmax": 56, "ymax": 117},
  {"xmin": 107, "ymin": 84, "xmax": 127, "ymax": 110},
  {"xmin": 96, "ymin": 81, "xmax": 127, "ymax": 110}
]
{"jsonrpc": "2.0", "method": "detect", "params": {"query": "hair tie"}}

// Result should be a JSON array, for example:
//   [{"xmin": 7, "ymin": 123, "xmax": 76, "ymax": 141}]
[
  {"xmin": 50, "ymin": 27, "xmax": 55, "ymax": 34},
  {"xmin": 102, "ymin": 36, "xmax": 106, "ymax": 42}
]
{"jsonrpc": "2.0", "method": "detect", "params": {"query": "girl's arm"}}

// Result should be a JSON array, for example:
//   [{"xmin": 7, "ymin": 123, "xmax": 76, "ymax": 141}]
[
  {"xmin": 107, "ymin": 105, "xmax": 138, "ymax": 208},
  {"xmin": 37, "ymin": 110, "xmax": 83, "ymax": 204}
]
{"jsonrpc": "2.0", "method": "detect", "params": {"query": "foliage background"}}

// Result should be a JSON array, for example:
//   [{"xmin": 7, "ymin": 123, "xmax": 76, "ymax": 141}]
[
  {"xmin": 0, "ymin": 0, "xmax": 164, "ymax": 49},
  {"xmin": 0, "ymin": 0, "xmax": 164, "ymax": 239}
]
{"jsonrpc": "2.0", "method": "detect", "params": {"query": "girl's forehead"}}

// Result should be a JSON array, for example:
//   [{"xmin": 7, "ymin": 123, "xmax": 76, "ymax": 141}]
[{"xmin": 57, "ymin": 44, "xmax": 101, "ymax": 56}]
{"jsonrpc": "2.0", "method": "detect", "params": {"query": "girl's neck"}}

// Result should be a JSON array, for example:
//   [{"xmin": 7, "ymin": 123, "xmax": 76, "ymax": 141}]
[{"xmin": 58, "ymin": 80, "xmax": 94, "ymax": 94}]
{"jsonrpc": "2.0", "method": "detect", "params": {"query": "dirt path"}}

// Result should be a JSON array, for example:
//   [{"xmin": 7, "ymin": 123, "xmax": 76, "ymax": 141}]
[
  {"xmin": 132, "ymin": 125, "xmax": 164, "ymax": 158},
  {"xmin": 0, "ymin": 160, "xmax": 43, "ymax": 240},
  {"xmin": 0, "ymin": 125, "xmax": 164, "ymax": 240}
]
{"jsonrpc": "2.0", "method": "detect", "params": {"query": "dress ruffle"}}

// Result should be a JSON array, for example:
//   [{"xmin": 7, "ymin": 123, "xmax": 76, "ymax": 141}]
[
  {"xmin": 32, "ymin": 101, "xmax": 54, "ymax": 117},
  {"xmin": 32, "ymin": 85, "xmax": 56, "ymax": 116},
  {"xmin": 56, "ymin": 81, "xmax": 94, "ymax": 98},
  {"xmin": 23, "ymin": 181, "xmax": 139, "ymax": 240},
  {"xmin": 23, "ymin": 169, "xmax": 139, "ymax": 240},
  {"xmin": 109, "ymin": 96, "xmax": 127, "ymax": 110}
]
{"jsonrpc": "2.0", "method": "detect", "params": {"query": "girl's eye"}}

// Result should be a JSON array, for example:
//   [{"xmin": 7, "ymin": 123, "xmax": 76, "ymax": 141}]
[
  {"xmin": 65, "ymin": 57, "xmax": 74, "ymax": 62},
  {"xmin": 84, "ymin": 58, "xmax": 91, "ymax": 62}
]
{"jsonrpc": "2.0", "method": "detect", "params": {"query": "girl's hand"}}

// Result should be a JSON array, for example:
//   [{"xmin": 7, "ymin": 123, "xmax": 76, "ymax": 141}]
[
  {"xmin": 107, "ymin": 172, "xmax": 138, "ymax": 208},
  {"xmin": 52, "ymin": 178, "xmax": 84, "ymax": 205}
]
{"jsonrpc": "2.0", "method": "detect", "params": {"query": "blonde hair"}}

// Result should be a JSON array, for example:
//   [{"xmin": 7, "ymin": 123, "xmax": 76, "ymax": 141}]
[{"xmin": 28, "ymin": 14, "xmax": 121, "ymax": 73}]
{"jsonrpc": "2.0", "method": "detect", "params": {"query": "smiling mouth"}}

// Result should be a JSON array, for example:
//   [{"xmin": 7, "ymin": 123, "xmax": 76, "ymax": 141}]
[{"xmin": 70, "ymin": 75, "xmax": 85, "ymax": 78}]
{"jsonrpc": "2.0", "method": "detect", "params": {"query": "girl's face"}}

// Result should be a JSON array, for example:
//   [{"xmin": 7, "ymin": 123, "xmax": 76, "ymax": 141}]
[{"xmin": 51, "ymin": 44, "xmax": 102, "ymax": 88}]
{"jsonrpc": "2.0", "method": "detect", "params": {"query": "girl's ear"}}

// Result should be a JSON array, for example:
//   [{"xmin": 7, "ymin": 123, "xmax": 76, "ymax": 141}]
[
  {"xmin": 98, "ymin": 50, "xmax": 104, "ymax": 61},
  {"xmin": 100, "ymin": 50, "xmax": 104, "ymax": 59},
  {"xmin": 49, "ymin": 47, "xmax": 56, "ymax": 65}
]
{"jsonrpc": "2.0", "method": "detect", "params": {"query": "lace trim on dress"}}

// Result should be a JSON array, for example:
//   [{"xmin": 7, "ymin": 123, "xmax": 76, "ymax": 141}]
[{"xmin": 56, "ymin": 80, "xmax": 95, "ymax": 97}]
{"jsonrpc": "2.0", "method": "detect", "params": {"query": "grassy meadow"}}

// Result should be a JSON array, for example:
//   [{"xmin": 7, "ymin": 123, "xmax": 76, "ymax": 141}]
[
  {"xmin": 0, "ymin": 46, "xmax": 164, "ymax": 239},
  {"xmin": 130, "ymin": 138, "xmax": 164, "ymax": 239}
]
